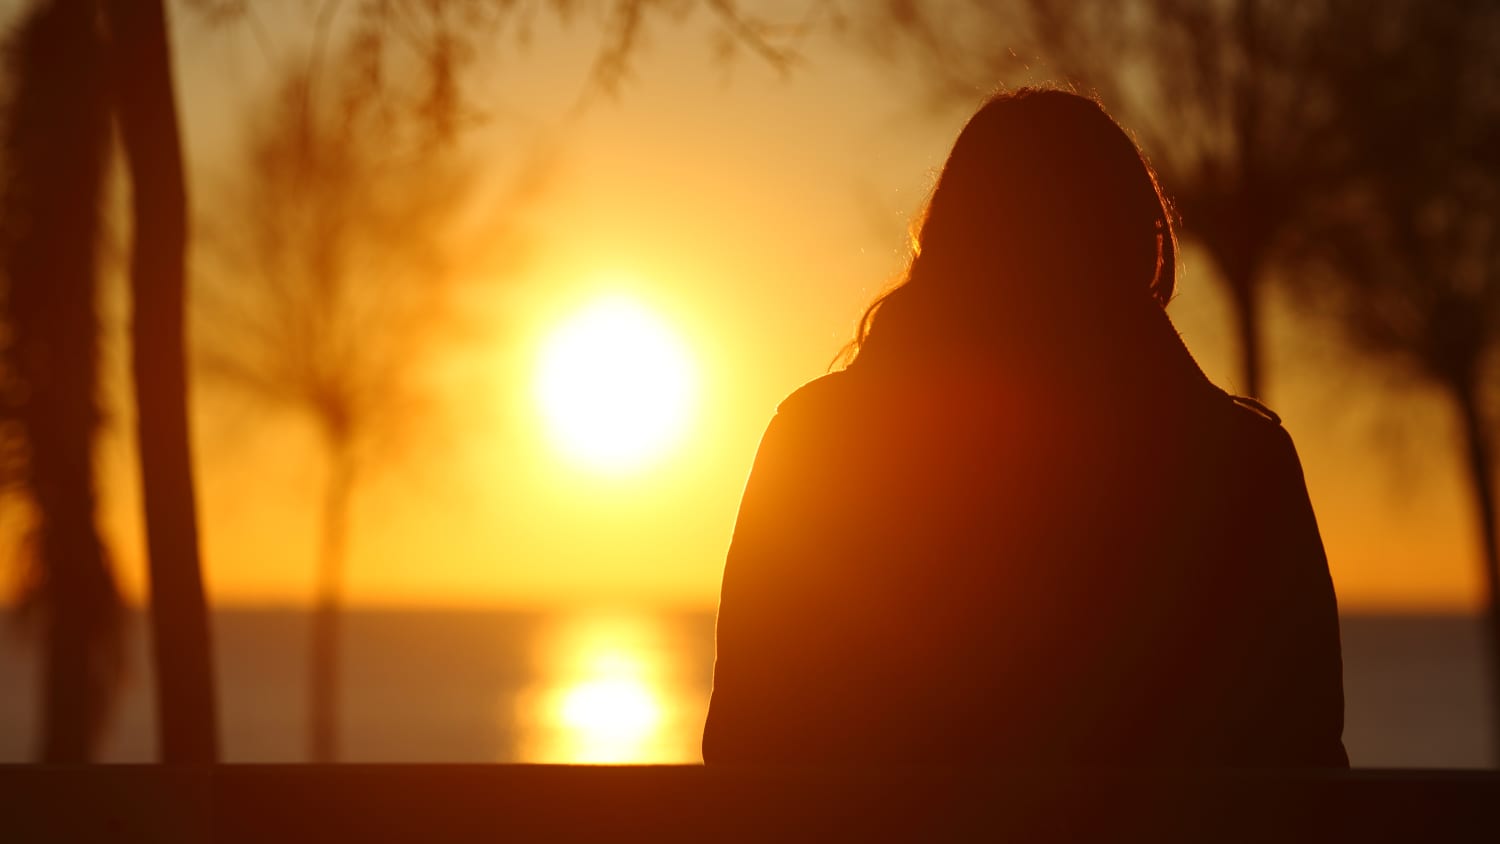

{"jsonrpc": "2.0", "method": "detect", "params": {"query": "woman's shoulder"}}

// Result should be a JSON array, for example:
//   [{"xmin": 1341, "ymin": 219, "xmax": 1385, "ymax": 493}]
[
  {"xmin": 1227, "ymin": 394, "xmax": 1281, "ymax": 427},
  {"xmin": 757, "ymin": 369, "xmax": 887, "ymax": 455},
  {"xmin": 1207, "ymin": 390, "xmax": 1306, "ymax": 481},
  {"xmin": 1220, "ymin": 392, "xmax": 1293, "ymax": 444},
  {"xmin": 774, "ymin": 369, "xmax": 861, "ymax": 417}
]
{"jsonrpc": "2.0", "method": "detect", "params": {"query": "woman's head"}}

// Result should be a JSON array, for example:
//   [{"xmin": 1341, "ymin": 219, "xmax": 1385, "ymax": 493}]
[{"xmin": 842, "ymin": 88, "xmax": 1178, "ymax": 365}]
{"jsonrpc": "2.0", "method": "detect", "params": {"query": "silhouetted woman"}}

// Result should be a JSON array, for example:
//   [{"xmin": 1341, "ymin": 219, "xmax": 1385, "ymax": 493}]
[{"xmin": 702, "ymin": 88, "xmax": 1347, "ymax": 767}]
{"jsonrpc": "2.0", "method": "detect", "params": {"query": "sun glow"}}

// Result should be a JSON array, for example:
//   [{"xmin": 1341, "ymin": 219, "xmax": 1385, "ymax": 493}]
[
  {"xmin": 535, "ymin": 295, "xmax": 696, "ymax": 472},
  {"xmin": 517, "ymin": 615, "xmax": 688, "ymax": 764},
  {"xmin": 558, "ymin": 676, "xmax": 662, "ymax": 742}
]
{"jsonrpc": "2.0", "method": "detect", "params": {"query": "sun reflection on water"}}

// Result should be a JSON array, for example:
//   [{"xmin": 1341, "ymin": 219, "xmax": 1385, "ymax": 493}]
[{"xmin": 516, "ymin": 613, "xmax": 703, "ymax": 764}]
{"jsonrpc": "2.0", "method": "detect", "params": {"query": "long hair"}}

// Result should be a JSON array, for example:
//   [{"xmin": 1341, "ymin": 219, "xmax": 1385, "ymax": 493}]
[{"xmin": 837, "ymin": 88, "xmax": 1179, "ymax": 367}]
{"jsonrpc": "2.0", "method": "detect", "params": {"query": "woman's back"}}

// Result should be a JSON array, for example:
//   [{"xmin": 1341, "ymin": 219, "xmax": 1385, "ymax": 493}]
[
  {"xmin": 703, "ymin": 304, "xmax": 1346, "ymax": 766},
  {"xmin": 702, "ymin": 88, "xmax": 1346, "ymax": 767}
]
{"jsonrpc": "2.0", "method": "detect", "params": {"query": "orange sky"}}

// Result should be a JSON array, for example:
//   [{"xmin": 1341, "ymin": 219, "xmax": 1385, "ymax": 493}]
[{"xmin": 69, "ymin": 2, "xmax": 1489, "ymax": 613}]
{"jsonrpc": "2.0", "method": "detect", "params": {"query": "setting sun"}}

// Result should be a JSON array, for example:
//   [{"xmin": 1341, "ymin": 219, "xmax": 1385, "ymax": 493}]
[{"xmin": 535, "ymin": 295, "xmax": 697, "ymax": 472}]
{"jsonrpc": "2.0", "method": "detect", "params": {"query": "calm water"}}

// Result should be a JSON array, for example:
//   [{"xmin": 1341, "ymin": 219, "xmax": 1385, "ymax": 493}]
[{"xmin": 0, "ymin": 610, "xmax": 1491, "ymax": 767}]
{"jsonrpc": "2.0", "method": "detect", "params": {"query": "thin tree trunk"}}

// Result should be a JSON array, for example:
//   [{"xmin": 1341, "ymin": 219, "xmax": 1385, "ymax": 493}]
[
  {"xmin": 310, "ymin": 446, "xmax": 355, "ymax": 763},
  {"xmin": 1228, "ymin": 271, "xmax": 1264, "ymax": 400},
  {"xmin": 1452, "ymin": 381, "xmax": 1500, "ymax": 766},
  {"xmin": 1195, "ymin": 196, "xmax": 1267, "ymax": 401},
  {"xmin": 1228, "ymin": 0, "xmax": 1266, "ymax": 402},
  {"xmin": 105, "ymin": 0, "xmax": 219, "ymax": 764}
]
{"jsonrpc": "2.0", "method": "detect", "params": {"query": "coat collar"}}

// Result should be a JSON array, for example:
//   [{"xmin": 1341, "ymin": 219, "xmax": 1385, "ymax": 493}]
[{"xmin": 849, "ymin": 294, "xmax": 1221, "ymax": 414}]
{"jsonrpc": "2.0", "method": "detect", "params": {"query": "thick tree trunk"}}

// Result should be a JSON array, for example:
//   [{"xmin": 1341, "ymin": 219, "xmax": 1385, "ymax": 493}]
[
  {"xmin": 1, "ymin": 0, "xmax": 121, "ymax": 764},
  {"xmin": 1452, "ymin": 382, "xmax": 1500, "ymax": 766},
  {"xmin": 105, "ymin": 0, "xmax": 219, "ymax": 764},
  {"xmin": 29, "ymin": 204, "xmax": 118, "ymax": 763},
  {"xmin": 310, "ymin": 447, "xmax": 355, "ymax": 763},
  {"xmin": 34, "ymin": 457, "xmax": 117, "ymax": 763}
]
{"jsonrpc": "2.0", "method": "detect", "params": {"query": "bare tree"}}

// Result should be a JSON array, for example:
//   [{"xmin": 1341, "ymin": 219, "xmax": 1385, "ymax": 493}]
[
  {"xmin": 1285, "ymin": 0, "xmax": 1500, "ymax": 761},
  {"xmin": 192, "ymin": 0, "xmax": 808, "ymax": 763},
  {"xmin": 844, "ymin": 0, "xmax": 1358, "ymax": 399},
  {"xmin": 0, "ymin": 0, "xmax": 122, "ymax": 763},
  {"xmin": 198, "ymin": 52, "xmax": 493, "ymax": 761},
  {"xmin": 186, "ymin": 0, "xmax": 805, "ymax": 135},
  {"xmin": 1, "ymin": 0, "xmax": 220, "ymax": 765},
  {"xmin": 105, "ymin": 0, "xmax": 220, "ymax": 765}
]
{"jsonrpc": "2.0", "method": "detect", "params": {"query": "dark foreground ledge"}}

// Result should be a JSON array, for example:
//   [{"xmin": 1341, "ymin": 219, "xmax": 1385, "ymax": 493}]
[{"xmin": 1, "ymin": 765, "xmax": 1495, "ymax": 843}]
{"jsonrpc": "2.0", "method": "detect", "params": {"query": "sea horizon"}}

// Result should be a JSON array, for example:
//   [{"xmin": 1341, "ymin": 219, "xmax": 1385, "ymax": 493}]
[{"xmin": 1, "ymin": 608, "xmax": 1492, "ymax": 769}]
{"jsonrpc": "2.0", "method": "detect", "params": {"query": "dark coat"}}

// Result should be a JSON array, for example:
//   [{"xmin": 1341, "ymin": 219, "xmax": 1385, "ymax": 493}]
[{"xmin": 702, "ymin": 305, "xmax": 1348, "ymax": 767}]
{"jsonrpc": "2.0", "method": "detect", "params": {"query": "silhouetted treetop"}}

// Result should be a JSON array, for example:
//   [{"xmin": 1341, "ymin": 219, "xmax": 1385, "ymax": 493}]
[{"xmin": 185, "ymin": 0, "xmax": 810, "ymax": 146}]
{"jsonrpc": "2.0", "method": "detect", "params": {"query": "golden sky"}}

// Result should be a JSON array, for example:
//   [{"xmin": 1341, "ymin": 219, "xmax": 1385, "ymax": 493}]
[{"xmin": 75, "ymin": 2, "xmax": 1488, "ymax": 612}]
